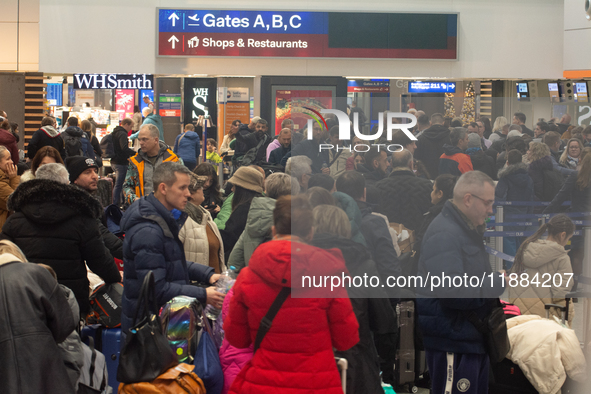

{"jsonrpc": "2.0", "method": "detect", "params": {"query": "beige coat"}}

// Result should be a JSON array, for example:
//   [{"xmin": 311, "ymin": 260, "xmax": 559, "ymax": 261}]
[
  {"xmin": 506, "ymin": 315, "xmax": 587, "ymax": 394},
  {"xmin": 178, "ymin": 204, "xmax": 226, "ymax": 273},
  {"xmin": 509, "ymin": 239, "xmax": 575, "ymax": 325},
  {"xmin": 0, "ymin": 169, "xmax": 20, "ymax": 230}
]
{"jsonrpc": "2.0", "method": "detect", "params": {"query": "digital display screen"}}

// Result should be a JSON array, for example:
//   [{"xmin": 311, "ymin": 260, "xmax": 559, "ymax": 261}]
[
  {"xmin": 518, "ymin": 83, "xmax": 529, "ymax": 93},
  {"xmin": 548, "ymin": 83, "xmax": 559, "ymax": 92},
  {"xmin": 576, "ymin": 82, "xmax": 588, "ymax": 103}
]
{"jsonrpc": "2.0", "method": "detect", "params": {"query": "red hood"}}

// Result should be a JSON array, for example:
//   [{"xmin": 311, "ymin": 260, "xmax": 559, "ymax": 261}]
[
  {"xmin": 0, "ymin": 129, "xmax": 15, "ymax": 144},
  {"xmin": 248, "ymin": 240, "xmax": 348, "ymax": 291}
]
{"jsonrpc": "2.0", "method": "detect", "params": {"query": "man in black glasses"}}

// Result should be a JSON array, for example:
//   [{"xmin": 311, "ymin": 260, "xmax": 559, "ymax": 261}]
[{"xmin": 416, "ymin": 171, "xmax": 505, "ymax": 394}]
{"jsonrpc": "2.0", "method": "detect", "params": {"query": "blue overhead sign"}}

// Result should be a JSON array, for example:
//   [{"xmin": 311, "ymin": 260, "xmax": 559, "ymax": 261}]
[
  {"xmin": 158, "ymin": 10, "xmax": 327, "ymax": 35},
  {"xmin": 408, "ymin": 81, "xmax": 456, "ymax": 93}
]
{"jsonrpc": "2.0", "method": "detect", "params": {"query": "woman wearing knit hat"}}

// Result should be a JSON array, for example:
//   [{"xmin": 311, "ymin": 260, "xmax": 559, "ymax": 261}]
[{"xmin": 219, "ymin": 166, "xmax": 264, "ymax": 260}]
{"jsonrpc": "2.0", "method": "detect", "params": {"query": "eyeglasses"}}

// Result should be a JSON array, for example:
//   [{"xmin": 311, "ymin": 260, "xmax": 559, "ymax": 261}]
[{"xmin": 470, "ymin": 193, "xmax": 495, "ymax": 207}]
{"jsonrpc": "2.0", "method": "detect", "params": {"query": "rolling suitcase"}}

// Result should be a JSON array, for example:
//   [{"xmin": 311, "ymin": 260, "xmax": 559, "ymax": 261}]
[
  {"xmin": 395, "ymin": 300, "xmax": 429, "ymax": 393},
  {"xmin": 81, "ymin": 325, "xmax": 122, "ymax": 394},
  {"xmin": 335, "ymin": 357, "xmax": 347, "ymax": 393}
]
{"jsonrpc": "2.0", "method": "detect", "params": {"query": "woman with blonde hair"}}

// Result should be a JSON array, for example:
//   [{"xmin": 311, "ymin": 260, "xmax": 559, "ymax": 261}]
[
  {"xmin": 310, "ymin": 204, "xmax": 397, "ymax": 394},
  {"xmin": 545, "ymin": 147, "xmax": 591, "ymax": 275},
  {"xmin": 558, "ymin": 138, "xmax": 584, "ymax": 170},
  {"xmin": 0, "ymin": 145, "xmax": 19, "ymax": 229},
  {"xmin": 0, "ymin": 239, "xmax": 26, "ymax": 263},
  {"xmin": 489, "ymin": 116, "xmax": 508, "ymax": 143}
]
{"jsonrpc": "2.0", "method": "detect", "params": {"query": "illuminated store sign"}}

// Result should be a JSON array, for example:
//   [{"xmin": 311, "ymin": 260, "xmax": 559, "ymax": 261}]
[{"xmin": 74, "ymin": 74, "xmax": 154, "ymax": 90}]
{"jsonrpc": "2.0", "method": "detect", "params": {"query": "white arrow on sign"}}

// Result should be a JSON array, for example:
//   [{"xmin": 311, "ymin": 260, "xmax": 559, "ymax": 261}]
[
  {"xmin": 168, "ymin": 12, "xmax": 179, "ymax": 27},
  {"xmin": 168, "ymin": 35, "xmax": 179, "ymax": 49},
  {"xmin": 450, "ymin": 83, "xmax": 456, "ymax": 90}
]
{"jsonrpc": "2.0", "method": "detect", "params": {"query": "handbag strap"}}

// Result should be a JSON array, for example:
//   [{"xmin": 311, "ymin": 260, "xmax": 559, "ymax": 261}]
[
  {"xmin": 88, "ymin": 336, "xmax": 96, "ymax": 388},
  {"xmin": 464, "ymin": 299, "xmax": 503, "ymax": 334},
  {"xmin": 132, "ymin": 271, "xmax": 157, "ymax": 326},
  {"xmin": 254, "ymin": 287, "xmax": 290, "ymax": 353}
]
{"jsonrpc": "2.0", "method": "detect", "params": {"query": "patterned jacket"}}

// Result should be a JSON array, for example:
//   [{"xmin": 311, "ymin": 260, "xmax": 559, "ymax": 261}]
[{"xmin": 122, "ymin": 142, "xmax": 181, "ymax": 205}]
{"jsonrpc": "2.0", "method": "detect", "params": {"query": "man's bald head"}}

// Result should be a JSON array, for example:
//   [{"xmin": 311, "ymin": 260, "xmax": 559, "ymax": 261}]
[
  {"xmin": 391, "ymin": 149, "xmax": 413, "ymax": 170},
  {"xmin": 278, "ymin": 128, "xmax": 292, "ymax": 147},
  {"xmin": 452, "ymin": 171, "xmax": 496, "ymax": 226}
]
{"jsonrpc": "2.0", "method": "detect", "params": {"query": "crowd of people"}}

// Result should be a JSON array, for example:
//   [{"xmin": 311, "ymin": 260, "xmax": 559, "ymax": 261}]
[{"xmin": 0, "ymin": 105, "xmax": 589, "ymax": 394}]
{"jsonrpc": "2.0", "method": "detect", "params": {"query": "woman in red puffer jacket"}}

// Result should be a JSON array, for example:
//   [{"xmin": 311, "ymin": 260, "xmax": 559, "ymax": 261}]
[{"xmin": 224, "ymin": 195, "xmax": 359, "ymax": 394}]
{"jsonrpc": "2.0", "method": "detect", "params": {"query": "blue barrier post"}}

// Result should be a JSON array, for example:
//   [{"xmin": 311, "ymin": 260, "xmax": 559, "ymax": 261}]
[{"xmin": 494, "ymin": 206, "xmax": 504, "ymax": 272}]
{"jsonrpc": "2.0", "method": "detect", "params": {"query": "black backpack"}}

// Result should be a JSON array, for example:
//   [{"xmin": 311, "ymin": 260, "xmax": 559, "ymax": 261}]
[
  {"xmin": 100, "ymin": 134, "xmax": 115, "ymax": 158},
  {"xmin": 541, "ymin": 168, "xmax": 564, "ymax": 202},
  {"xmin": 63, "ymin": 133, "xmax": 85, "ymax": 157},
  {"xmin": 86, "ymin": 282, "xmax": 123, "ymax": 328}
]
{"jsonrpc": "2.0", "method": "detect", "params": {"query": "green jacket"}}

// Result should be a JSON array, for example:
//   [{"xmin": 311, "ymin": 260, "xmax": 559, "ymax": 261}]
[
  {"xmin": 213, "ymin": 192, "xmax": 233, "ymax": 230},
  {"xmin": 227, "ymin": 197, "xmax": 275, "ymax": 272}
]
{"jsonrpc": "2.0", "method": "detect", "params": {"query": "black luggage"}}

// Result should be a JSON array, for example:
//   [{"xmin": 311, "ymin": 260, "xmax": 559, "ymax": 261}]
[
  {"xmin": 489, "ymin": 358, "xmax": 538, "ymax": 394},
  {"xmin": 97, "ymin": 177, "xmax": 113, "ymax": 207},
  {"xmin": 394, "ymin": 300, "xmax": 429, "ymax": 393}
]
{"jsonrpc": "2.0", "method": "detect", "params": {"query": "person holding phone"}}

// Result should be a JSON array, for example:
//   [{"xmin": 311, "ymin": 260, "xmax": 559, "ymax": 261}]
[
  {"xmin": 194, "ymin": 162, "xmax": 224, "ymax": 219},
  {"xmin": 0, "ymin": 145, "xmax": 19, "ymax": 229}
]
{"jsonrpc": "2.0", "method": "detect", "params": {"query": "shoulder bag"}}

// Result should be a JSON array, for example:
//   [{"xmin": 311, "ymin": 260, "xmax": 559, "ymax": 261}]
[
  {"xmin": 117, "ymin": 271, "xmax": 179, "ymax": 383},
  {"xmin": 465, "ymin": 299, "xmax": 510, "ymax": 363}
]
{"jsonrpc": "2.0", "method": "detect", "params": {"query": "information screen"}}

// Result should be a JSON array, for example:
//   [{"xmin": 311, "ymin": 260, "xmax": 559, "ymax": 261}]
[
  {"xmin": 576, "ymin": 82, "xmax": 589, "ymax": 103},
  {"xmin": 548, "ymin": 82, "xmax": 560, "ymax": 103}
]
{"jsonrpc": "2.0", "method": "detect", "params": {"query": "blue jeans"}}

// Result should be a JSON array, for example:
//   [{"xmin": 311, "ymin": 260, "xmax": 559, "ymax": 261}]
[
  {"xmin": 112, "ymin": 164, "xmax": 128, "ymax": 206},
  {"xmin": 184, "ymin": 160, "xmax": 197, "ymax": 171}
]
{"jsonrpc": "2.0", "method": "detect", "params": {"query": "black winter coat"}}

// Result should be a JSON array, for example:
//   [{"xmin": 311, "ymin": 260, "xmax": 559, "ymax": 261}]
[
  {"xmin": 27, "ymin": 125, "xmax": 66, "ymax": 159},
  {"xmin": 356, "ymin": 200, "xmax": 401, "ymax": 282},
  {"xmin": 495, "ymin": 163, "xmax": 534, "ymax": 231},
  {"xmin": 111, "ymin": 126, "xmax": 136, "ymax": 165},
  {"xmin": 239, "ymin": 132, "xmax": 271, "ymax": 164},
  {"xmin": 544, "ymin": 171, "xmax": 591, "ymax": 216},
  {"xmin": 375, "ymin": 169, "xmax": 433, "ymax": 231},
  {"xmin": 528, "ymin": 156, "xmax": 562, "ymax": 202},
  {"xmin": 220, "ymin": 200, "xmax": 254, "ymax": 260},
  {"xmin": 414, "ymin": 124, "xmax": 451, "ymax": 179},
  {"xmin": 0, "ymin": 261, "xmax": 76, "ymax": 394},
  {"xmin": 311, "ymin": 234, "xmax": 397, "ymax": 394},
  {"xmin": 1, "ymin": 179, "xmax": 121, "ymax": 314},
  {"xmin": 268, "ymin": 144, "xmax": 291, "ymax": 165},
  {"xmin": 287, "ymin": 139, "xmax": 329, "ymax": 173},
  {"xmin": 468, "ymin": 149, "xmax": 497, "ymax": 180}
]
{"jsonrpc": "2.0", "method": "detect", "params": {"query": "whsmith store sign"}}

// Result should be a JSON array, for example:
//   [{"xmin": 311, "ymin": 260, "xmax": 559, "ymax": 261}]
[
  {"xmin": 157, "ymin": 9, "xmax": 458, "ymax": 59},
  {"xmin": 74, "ymin": 74, "xmax": 154, "ymax": 90}
]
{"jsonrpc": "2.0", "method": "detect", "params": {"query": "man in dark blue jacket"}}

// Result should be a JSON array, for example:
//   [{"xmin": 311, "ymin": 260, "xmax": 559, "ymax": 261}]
[
  {"xmin": 120, "ymin": 162, "xmax": 223, "ymax": 336},
  {"xmin": 416, "ymin": 171, "xmax": 505, "ymax": 393}
]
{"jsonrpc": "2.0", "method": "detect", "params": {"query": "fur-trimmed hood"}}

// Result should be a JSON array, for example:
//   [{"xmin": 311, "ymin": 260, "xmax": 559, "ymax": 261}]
[
  {"xmin": 498, "ymin": 162, "xmax": 529, "ymax": 179},
  {"xmin": 8, "ymin": 179, "xmax": 102, "ymax": 223}
]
